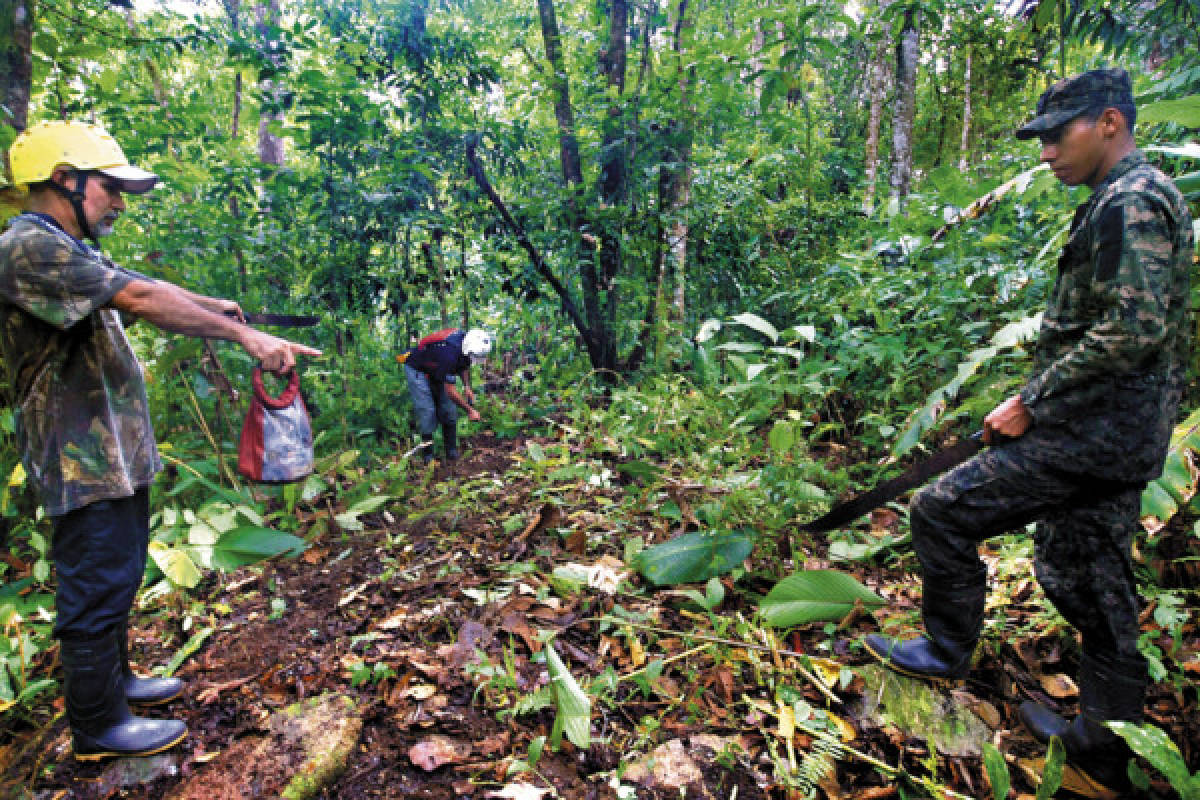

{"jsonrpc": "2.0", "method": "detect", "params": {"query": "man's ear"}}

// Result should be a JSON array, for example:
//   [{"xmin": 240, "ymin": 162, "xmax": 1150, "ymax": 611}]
[
  {"xmin": 48, "ymin": 167, "xmax": 74, "ymax": 187},
  {"xmin": 1100, "ymin": 107, "xmax": 1126, "ymax": 138}
]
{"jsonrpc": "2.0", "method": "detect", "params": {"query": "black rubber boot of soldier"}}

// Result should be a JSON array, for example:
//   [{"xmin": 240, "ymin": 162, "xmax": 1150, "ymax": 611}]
[
  {"xmin": 442, "ymin": 423, "xmax": 459, "ymax": 461},
  {"xmin": 1018, "ymin": 699, "xmax": 1070, "ymax": 742},
  {"xmin": 1021, "ymin": 651, "xmax": 1145, "ymax": 793},
  {"xmin": 863, "ymin": 573, "xmax": 986, "ymax": 682},
  {"xmin": 421, "ymin": 435, "xmax": 435, "ymax": 462},
  {"xmin": 62, "ymin": 632, "xmax": 187, "ymax": 761},
  {"xmin": 116, "ymin": 619, "xmax": 184, "ymax": 706}
]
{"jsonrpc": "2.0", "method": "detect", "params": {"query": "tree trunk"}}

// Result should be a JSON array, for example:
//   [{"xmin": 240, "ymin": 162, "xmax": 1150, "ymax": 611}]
[
  {"xmin": 594, "ymin": 0, "xmax": 628, "ymax": 374},
  {"xmin": 536, "ymin": 0, "xmax": 606, "ymax": 370},
  {"xmin": 536, "ymin": 0, "xmax": 584, "ymax": 189},
  {"xmin": 459, "ymin": 229, "xmax": 470, "ymax": 329},
  {"xmin": 1, "ymin": 0, "xmax": 34, "ymax": 216},
  {"xmin": 256, "ymin": 0, "xmax": 284, "ymax": 165},
  {"xmin": 958, "ymin": 47, "xmax": 972, "ymax": 173},
  {"xmin": 888, "ymin": 8, "xmax": 919, "ymax": 201},
  {"xmin": 667, "ymin": 0, "xmax": 692, "ymax": 325},
  {"xmin": 221, "ymin": 0, "xmax": 249, "ymax": 294},
  {"xmin": 0, "ymin": 0, "xmax": 32, "ymax": 135},
  {"xmin": 861, "ymin": 4, "xmax": 891, "ymax": 215}
]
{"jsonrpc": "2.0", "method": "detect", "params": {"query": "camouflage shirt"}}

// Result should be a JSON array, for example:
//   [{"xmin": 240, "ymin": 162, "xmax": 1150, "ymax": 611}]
[
  {"xmin": 1019, "ymin": 151, "xmax": 1194, "ymax": 483},
  {"xmin": 0, "ymin": 213, "xmax": 161, "ymax": 516}
]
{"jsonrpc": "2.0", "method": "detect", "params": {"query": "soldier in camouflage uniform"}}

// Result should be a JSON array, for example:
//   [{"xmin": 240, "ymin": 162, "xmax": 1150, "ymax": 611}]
[
  {"xmin": 0, "ymin": 121, "xmax": 321, "ymax": 760},
  {"xmin": 863, "ymin": 68, "xmax": 1193, "ymax": 794}
]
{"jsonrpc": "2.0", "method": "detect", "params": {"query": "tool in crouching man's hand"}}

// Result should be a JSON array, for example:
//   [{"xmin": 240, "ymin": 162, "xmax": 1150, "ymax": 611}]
[{"xmin": 800, "ymin": 431, "xmax": 1008, "ymax": 532}]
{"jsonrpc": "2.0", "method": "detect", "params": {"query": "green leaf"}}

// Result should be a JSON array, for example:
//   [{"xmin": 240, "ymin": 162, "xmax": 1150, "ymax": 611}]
[
  {"xmin": 163, "ymin": 627, "xmax": 214, "ymax": 678},
  {"xmin": 614, "ymin": 460, "xmax": 662, "ymax": 483},
  {"xmin": 768, "ymin": 420, "xmax": 796, "ymax": 455},
  {"xmin": 347, "ymin": 494, "xmax": 391, "ymax": 515},
  {"xmin": 633, "ymin": 530, "xmax": 755, "ymax": 586},
  {"xmin": 1141, "ymin": 481, "xmax": 1179, "ymax": 525},
  {"xmin": 546, "ymin": 644, "xmax": 590, "ymax": 750},
  {"xmin": 759, "ymin": 570, "xmax": 884, "ymax": 627},
  {"xmin": 1139, "ymin": 95, "xmax": 1200, "ymax": 128},
  {"xmin": 695, "ymin": 318, "xmax": 722, "ymax": 343},
  {"xmin": 728, "ymin": 312, "xmax": 779, "ymax": 343},
  {"xmin": 212, "ymin": 526, "xmax": 306, "ymax": 571},
  {"xmin": 148, "ymin": 541, "xmax": 203, "ymax": 589},
  {"xmin": 982, "ymin": 743, "xmax": 1011, "ymax": 800},
  {"xmin": 1036, "ymin": 736, "xmax": 1066, "ymax": 800},
  {"xmin": 1108, "ymin": 721, "xmax": 1194, "ymax": 794}
]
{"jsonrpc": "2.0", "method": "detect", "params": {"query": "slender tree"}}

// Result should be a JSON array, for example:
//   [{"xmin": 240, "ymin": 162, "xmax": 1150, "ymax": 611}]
[
  {"xmin": 888, "ymin": 6, "xmax": 919, "ymax": 200},
  {"xmin": 862, "ymin": 1, "xmax": 891, "ymax": 214}
]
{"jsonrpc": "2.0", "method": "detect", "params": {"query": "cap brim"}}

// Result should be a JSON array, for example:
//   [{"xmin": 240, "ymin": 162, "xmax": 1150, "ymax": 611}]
[
  {"xmin": 1015, "ymin": 108, "xmax": 1085, "ymax": 140},
  {"xmin": 97, "ymin": 165, "xmax": 159, "ymax": 194}
]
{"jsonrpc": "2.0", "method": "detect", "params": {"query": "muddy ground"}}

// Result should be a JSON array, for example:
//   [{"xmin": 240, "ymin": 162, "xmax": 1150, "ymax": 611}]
[{"xmin": 4, "ymin": 429, "xmax": 1199, "ymax": 799}]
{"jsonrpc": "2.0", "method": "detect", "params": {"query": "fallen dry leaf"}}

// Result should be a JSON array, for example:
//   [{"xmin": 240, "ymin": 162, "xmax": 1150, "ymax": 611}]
[
  {"xmin": 408, "ymin": 735, "xmax": 473, "ymax": 771},
  {"xmin": 484, "ymin": 784, "xmax": 551, "ymax": 800},
  {"xmin": 1038, "ymin": 672, "xmax": 1078, "ymax": 699},
  {"xmin": 1017, "ymin": 756, "xmax": 1117, "ymax": 799},
  {"xmin": 516, "ymin": 503, "xmax": 561, "ymax": 542}
]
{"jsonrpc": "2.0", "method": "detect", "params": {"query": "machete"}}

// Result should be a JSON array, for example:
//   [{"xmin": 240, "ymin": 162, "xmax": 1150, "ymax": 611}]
[
  {"xmin": 238, "ymin": 312, "xmax": 320, "ymax": 327},
  {"xmin": 801, "ymin": 431, "xmax": 989, "ymax": 533}
]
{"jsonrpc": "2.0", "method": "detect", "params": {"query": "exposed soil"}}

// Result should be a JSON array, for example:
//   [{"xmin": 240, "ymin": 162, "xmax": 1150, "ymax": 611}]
[{"xmin": 5, "ymin": 427, "xmax": 1199, "ymax": 799}]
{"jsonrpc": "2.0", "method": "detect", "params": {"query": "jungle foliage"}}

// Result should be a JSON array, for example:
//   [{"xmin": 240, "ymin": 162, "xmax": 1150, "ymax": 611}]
[{"xmin": 0, "ymin": 0, "xmax": 1199, "ymax": 793}]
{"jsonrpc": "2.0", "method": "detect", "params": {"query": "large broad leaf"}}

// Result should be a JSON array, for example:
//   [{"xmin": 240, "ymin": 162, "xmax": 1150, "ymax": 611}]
[
  {"xmin": 148, "ymin": 541, "xmax": 203, "ymax": 589},
  {"xmin": 728, "ymin": 312, "xmax": 779, "ymax": 344},
  {"xmin": 211, "ymin": 526, "xmax": 306, "ymax": 571},
  {"xmin": 1142, "ymin": 407, "xmax": 1200, "ymax": 535},
  {"xmin": 1108, "ymin": 721, "xmax": 1193, "ymax": 793},
  {"xmin": 633, "ymin": 529, "xmax": 755, "ymax": 586},
  {"xmin": 1139, "ymin": 96, "xmax": 1200, "ymax": 128},
  {"xmin": 760, "ymin": 570, "xmax": 884, "ymax": 627},
  {"xmin": 546, "ymin": 644, "xmax": 590, "ymax": 750}
]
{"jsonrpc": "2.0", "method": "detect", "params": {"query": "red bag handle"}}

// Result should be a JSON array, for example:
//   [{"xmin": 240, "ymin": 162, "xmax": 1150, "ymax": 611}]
[{"xmin": 251, "ymin": 367, "xmax": 301, "ymax": 410}]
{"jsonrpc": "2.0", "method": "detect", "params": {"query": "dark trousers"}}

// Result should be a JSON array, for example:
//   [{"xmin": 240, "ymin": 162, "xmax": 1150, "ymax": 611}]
[
  {"xmin": 51, "ymin": 488, "xmax": 150, "ymax": 640},
  {"xmin": 405, "ymin": 365, "xmax": 458, "ymax": 436},
  {"xmin": 909, "ymin": 437, "xmax": 1145, "ymax": 664}
]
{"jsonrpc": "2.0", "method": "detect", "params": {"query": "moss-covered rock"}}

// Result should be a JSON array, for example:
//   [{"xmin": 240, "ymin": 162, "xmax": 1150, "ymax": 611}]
[
  {"xmin": 852, "ymin": 665, "xmax": 989, "ymax": 758},
  {"xmin": 164, "ymin": 692, "xmax": 361, "ymax": 800}
]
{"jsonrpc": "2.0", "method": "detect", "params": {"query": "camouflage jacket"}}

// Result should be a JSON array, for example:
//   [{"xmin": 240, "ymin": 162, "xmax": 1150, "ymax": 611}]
[
  {"xmin": 0, "ymin": 213, "xmax": 161, "ymax": 516},
  {"xmin": 1019, "ymin": 151, "xmax": 1194, "ymax": 483}
]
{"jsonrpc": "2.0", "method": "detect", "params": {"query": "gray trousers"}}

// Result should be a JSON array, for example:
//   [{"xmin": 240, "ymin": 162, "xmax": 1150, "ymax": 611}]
[
  {"xmin": 405, "ymin": 365, "xmax": 458, "ymax": 436},
  {"xmin": 910, "ymin": 436, "xmax": 1145, "ymax": 664}
]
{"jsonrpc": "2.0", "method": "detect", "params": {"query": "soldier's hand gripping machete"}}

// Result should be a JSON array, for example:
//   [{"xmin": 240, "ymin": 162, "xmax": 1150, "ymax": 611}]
[{"xmin": 800, "ymin": 431, "xmax": 994, "ymax": 533}]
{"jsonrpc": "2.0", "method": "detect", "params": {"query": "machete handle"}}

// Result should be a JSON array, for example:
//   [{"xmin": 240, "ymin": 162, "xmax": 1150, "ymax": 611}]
[{"xmin": 973, "ymin": 429, "xmax": 1015, "ymax": 446}]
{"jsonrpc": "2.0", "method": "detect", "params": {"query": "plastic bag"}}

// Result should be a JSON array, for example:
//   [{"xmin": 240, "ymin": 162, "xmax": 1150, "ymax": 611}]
[{"xmin": 238, "ymin": 368, "xmax": 314, "ymax": 482}]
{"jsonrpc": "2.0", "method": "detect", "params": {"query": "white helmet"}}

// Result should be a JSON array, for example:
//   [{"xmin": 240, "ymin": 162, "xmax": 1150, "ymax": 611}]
[{"xmin": 462, "ymin": 329, "xmax": 493, "ymax": 363}]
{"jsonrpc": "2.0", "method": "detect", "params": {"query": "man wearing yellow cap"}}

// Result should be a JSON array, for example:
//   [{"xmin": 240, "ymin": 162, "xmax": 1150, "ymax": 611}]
[{"xmin": 0, "ymin": 120, "xmax": 321, "ymax": 760}]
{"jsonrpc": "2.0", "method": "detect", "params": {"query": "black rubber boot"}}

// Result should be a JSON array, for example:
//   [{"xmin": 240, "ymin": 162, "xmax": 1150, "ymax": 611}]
[
  {"xmin": 421, "ymin": 435, "xmax": 435, "ymax": 463},
  {"xmin": 863, "ymin": 572, "xmax": 986, "ymax": 682},
  {"xmin": 116, "ymin": 619, "xmax": 184, "ymax": 706},
  {"xmin": 1019, "ymin": 651, "xmax": 1145, "ymax": 794},
  {"xmin": 442, "ymin": 423, "xmax": 459, "ymax": 461},
  {"xmin": 62, "ymin": 631, "xmax": 187, "ymax": 761}
]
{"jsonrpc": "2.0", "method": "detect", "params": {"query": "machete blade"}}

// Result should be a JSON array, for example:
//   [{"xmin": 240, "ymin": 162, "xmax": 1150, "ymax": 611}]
[
  {"xmin": 242, "ymin": 312, "xmax": 320, "ymax": 327},
  {"xmin": 800, "ymin": 432, "xmax": 986, "ymax": 533}
]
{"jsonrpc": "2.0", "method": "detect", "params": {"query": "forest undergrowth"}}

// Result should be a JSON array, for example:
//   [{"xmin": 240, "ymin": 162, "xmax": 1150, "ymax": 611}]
[{"xmin": 3, "ymin": 372, "xmax": 1197, "ymax": 800}]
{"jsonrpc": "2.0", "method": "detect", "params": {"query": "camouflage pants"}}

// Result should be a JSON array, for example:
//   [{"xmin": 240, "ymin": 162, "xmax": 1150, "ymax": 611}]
[{"xmin": 909, "ymin": 436, "xmax": 1145, "ymax": 663}]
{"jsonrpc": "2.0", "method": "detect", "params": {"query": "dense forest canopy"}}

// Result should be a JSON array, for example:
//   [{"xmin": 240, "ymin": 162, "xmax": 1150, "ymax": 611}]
[{"xmin": 1, "ymin": 0, "xmax": 1199, "ymax": 796}]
